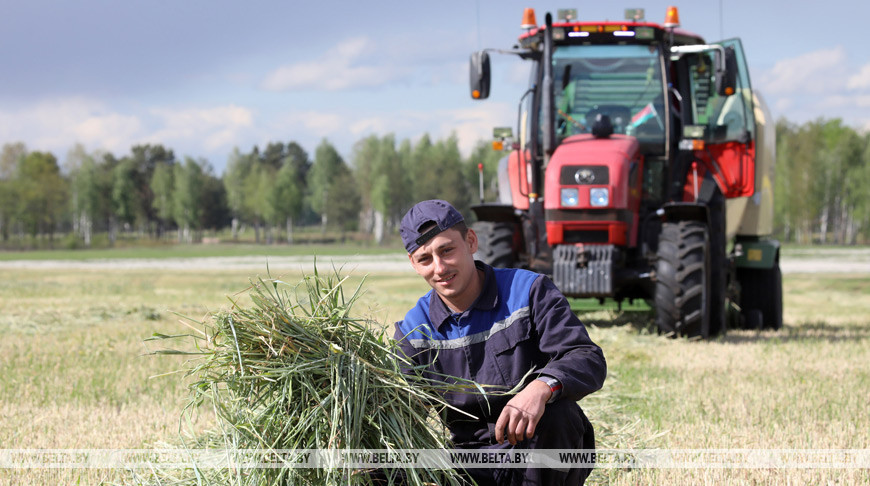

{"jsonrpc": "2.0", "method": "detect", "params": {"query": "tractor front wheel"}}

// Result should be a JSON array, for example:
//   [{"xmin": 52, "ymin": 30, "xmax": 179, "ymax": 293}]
[{"xmin": 655, "ymin": 220, "xmax": 713, "ymax": 339}]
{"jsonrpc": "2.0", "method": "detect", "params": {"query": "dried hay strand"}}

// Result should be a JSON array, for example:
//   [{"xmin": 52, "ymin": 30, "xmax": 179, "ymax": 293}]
[{"xmin": 145, "ymin": 266, "xmax": 473, "ymax": 485}]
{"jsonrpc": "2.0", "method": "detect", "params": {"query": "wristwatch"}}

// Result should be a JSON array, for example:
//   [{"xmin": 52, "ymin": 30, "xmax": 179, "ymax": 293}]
[{"xmin": 535, "ymin": 376, "xmax": 562, "ymax": 403}]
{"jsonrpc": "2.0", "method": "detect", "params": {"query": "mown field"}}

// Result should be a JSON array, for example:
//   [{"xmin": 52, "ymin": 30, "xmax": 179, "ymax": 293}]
[{"xmin": 1, "ymin": 247, "xmax": 868, "ymax": 484}]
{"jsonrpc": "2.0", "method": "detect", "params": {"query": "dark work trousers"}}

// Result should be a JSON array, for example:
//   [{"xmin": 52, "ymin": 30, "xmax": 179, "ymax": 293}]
[{"xmin": 460, "ymin": 399, "xmax": 595, "ymax": 486}]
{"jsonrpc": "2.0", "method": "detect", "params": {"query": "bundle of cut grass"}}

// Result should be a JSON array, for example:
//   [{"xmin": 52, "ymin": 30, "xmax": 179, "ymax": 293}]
[{"xmin": 146, "ymin": 267, "xmax": 473, "ymax": 485}]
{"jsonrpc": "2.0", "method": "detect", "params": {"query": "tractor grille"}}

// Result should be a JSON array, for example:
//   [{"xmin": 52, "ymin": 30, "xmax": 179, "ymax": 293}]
[{"xmin": 553, "ymin": 244, "xmax": 614, "ymax": 296}]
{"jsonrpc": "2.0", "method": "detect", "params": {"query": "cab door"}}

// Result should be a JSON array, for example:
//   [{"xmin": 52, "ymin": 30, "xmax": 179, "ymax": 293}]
[{"xmin": 686, "ymin": 38, "xmax": 757, "ymax": 198}]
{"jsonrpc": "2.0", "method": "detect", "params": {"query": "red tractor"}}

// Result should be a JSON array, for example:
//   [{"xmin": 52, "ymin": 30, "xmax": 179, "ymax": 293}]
[{"xmin": 469, "ymin": 7, "xmax": 781, "ymax": 338}]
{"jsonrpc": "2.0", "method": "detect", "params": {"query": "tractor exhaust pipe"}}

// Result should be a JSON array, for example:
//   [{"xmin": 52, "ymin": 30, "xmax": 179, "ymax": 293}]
[{"xmin": 541, "ymin": 12, "xmax": 555, "ymax": 169}]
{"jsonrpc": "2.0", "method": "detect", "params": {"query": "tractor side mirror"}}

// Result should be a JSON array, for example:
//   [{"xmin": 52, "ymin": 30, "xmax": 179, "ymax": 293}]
[
  {"xmin": 715, "ymin": 46, "xmax": 738, "ymax": 97},
  {"xmin": 470, "ymin": 51, "xmax": 491, "ymax": 100}
]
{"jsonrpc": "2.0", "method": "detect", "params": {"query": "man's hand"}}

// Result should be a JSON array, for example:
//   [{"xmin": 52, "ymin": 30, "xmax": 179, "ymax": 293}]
[{"xmin": 495, "ymin": 379, "xmax": 552, "ymax": 445}]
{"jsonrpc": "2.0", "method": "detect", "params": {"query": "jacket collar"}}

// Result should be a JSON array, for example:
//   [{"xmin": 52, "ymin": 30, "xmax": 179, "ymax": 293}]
[{"xmin": 428, "ymin": 260, "xmax": 499, "ymax": 330}]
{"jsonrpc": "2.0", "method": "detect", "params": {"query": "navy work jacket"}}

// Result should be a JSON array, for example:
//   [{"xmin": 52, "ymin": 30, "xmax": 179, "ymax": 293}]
[{"xmin": 394, "ymin": 261, "xmax": 607, "ymax": 444}]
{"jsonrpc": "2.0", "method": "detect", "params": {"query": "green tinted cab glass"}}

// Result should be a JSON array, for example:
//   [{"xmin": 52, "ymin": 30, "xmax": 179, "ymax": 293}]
[{"xmin": 549, "ymin": 44, "xmax": 666, "ymax": 147}]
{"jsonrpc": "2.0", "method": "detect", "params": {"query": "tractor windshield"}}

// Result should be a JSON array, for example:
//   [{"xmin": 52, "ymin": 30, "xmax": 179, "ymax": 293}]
[{"xmin": 550, "ymin": 44, "xmax": 667, "ymax": 146}]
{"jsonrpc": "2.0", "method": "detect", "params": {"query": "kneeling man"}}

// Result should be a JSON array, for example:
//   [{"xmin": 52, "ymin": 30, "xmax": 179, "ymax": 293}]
[{"xmin": 394, "ymin": 199, "xmax": 607, "ymax": 485}]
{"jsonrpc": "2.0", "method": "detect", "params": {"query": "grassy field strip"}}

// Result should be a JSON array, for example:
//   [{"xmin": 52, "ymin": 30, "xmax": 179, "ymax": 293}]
[
  {"xmin": 6, "ymin": 255, "xmax": 870, "ymax": 274},
  {"xmin": 3, "ymin": 247, "xmax": 870, "ymax": 275},
  {"xmin": 1, "ymin": 263, "xmax": 869, "ymax": 484},
  {"xmin": 0, "ymin": 253, "xmax": 413, "ymax": 274},
  {"xmin": 0, "ymin": 243, "xmax": 400, "ymax": 262}
]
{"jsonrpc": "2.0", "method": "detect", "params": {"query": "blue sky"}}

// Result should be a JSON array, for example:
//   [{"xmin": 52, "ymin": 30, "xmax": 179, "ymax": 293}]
[{"xmin": 2, "ymin": 1, "xmax": 868, "ymax": 173}]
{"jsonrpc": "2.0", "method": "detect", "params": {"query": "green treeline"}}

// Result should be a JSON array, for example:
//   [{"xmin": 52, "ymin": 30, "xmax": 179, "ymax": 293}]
[
  {"xmin": 775, "ymin": 119, "xmax": 870, "ymax": 245},
  {"xmin": 1, "ymin": 118, "xmax": 868, "ymax": 250},
  {"xmin": 0, "ymin": 134, "xmax": 501, "ymax": 249}
]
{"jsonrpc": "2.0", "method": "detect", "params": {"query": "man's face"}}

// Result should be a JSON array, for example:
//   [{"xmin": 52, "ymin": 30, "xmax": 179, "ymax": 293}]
[{"xmin": 408, "ymin": 226, "xmax": 479, "ymax": 309}]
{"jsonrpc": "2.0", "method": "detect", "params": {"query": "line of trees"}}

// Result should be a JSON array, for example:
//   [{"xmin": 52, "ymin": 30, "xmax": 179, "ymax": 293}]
[
  {"xmin": 775, "ymin": 119, "xmax": 870, "ymax": 245},
  {"xmin": 0, "ymin": 134, "xmax": 502, "ymax": 249},
  {"xmin": 1, "ymin": 117, "xmax": 869, "ymax": 250}
]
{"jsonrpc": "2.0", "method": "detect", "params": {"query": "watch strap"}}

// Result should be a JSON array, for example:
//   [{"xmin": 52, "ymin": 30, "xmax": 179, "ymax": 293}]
[{"xmin": 535, "ymin": 376, "xmax": 562, "ymax": 403}]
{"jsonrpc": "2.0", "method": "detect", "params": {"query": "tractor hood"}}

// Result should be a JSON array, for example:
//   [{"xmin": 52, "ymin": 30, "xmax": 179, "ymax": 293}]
[
  {"xmin": 544, "ymin": 134, "xmax": 641, "ymax": 211},
  {"xmin": 543, "ymin": 134, "xmax": 643, "ymax": 247}
]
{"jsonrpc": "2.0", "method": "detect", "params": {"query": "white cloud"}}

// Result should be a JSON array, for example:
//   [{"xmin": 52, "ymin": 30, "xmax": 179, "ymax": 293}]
[
  {"xmin": 758, "ymin": 46, "xmax": 848, "ymax": 95},
  {"xmin": 772, "ymin": 97, "xmax": 794, "ymax": 115},
  {"xmin": 261, "ymin": 37, "xmax": 412, "ymax": 92},
  {"xmin": 847, "ymin": 63, "xmax": 870, "ymax": 90},
  {"xmin": 147, "ymin": 105, "xmax": 254, "ymax": 152},
  {"xmin": 349, "ymin": 117, "xmax": 395, "ymax": 137},
  {"xmin": 0, "ymin": 98, "xmax": 142, "ymax": 155},
  {"xmin": 820, "ymin": 94, "xmax": 870, "ymax": 109},
  {"xmin": 273, "ymin": 111, "xmax": 347, "ymax": 138},
  {"xmin": 434, "ymin": 104, "xmax": 516, "ymax": 156},
  {"xmin": 756, "ymin": 46, "xmax": 870, "ymax": 129},
  {"xmin": 265, "ymin": 102, "xmax": 514, "ymax": 160},
  {"xmin": 341, "ymin": 103, "xmax": 516, "ymax": 157},
  {"xmin": 0, "ymin": 98, "xmax": 259, "ymax": 166},
  {"xmin": 331, "ymin": 104, "xmax": 516, "ymax": 155}
]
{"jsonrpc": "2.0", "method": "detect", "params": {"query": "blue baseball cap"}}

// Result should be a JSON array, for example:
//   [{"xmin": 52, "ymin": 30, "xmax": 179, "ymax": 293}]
[{"xmin": 399, "ymin": 199, "xmax": 465, "ymax": 254}]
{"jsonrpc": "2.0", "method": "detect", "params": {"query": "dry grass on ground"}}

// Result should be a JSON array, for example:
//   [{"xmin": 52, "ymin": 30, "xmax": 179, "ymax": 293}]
[{"xmin": 0, "ymin": 265, "xmax": 868, "ymax": 484}]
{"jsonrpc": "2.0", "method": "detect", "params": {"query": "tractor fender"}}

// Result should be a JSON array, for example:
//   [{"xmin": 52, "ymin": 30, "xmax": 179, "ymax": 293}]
[
  {"xmin": 470, "ymin": 203, "xmax": 523, "ymax": 225},
  {"xmin": 659, "ymin": 202, "xmax": 709, "ymax": 225}
]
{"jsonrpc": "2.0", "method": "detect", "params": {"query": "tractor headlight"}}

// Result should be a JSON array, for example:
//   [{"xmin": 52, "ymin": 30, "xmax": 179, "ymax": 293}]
[
  {"xmin": 560, "ymin": 188, "xmax": 579, "ymax": 206},
  {"xmin": 589, "ymin": 188, "xmax": 609, "ymax": 207}
]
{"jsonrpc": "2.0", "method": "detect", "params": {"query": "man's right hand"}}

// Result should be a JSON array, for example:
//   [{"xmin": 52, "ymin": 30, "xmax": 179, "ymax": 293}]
[{"xmin": 494, "ymin": 379, "xmax": 551, "ymax": 445}]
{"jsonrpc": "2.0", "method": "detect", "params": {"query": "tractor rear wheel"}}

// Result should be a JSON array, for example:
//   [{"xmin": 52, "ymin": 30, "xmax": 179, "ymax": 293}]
[
  {"xmin": 655, "ymin": 221, "xmax": 712, "ymax": 338},
  {"xmin": 737, "ymin": 261, "xmax": 783, "ymax": 330},
  {"xmin": 471, "ymin": 221, "xmax": 518, "ymax": 268}
]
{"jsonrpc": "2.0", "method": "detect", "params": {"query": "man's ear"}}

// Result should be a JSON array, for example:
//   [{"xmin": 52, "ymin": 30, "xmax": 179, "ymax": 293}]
[{"xmin": 467, "ymin": 228, "xmax": 479, "ymax": 254}]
